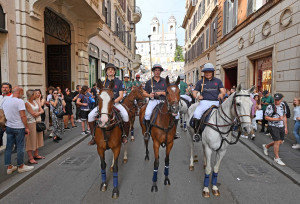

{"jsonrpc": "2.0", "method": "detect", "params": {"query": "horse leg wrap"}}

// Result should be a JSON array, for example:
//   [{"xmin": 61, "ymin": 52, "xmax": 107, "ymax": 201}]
[
  {"xmin": 131, "ymin": 130, "xmax": 134, "ymax": 136},
  {"xmin": 113, "ymin": 172, "xmax": 118, "ymax": 188},
  {"xmin": 164, "ymin": 166, "xmax": 169, "ymax": 177},
  {"xmin": 180, "ymin": 117, "xmax": 183, "ymax": 124},
  {"xmin": 101, "ymin": 169, "xmax": 106, "ymax": 182},
  {"xmin": 184, "ymin": 121, "xmax": 186, "ymax": 129},
  {"xmin": 212, "ymin": 172, "xmax": 218, "ymax": 186},
  {"xmin": 204, "ymin": 174, "xmax": 210, "ymax": 187},
  {"xmin": 152, "ymin": 168, "xmax": 158, "ymax": 182}
]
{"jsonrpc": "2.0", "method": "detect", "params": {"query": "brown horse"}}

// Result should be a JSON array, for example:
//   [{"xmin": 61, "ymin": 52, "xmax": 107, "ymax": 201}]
[
  {"xmin": 139, "ymin": 76, "xmax": 180, "ymax": 192},
  {"xmin": 109, "ymin": 85, "xmax": 144, "ymax": 168},
  {"xmin": 94, "ymin": 80, "xmax": 123, "ymax": 199}
]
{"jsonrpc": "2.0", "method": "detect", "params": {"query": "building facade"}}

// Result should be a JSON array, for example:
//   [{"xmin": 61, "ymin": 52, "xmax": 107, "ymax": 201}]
[
  {"xmin": 136, "ymin": 16, "xmax": 184, "ymax": 82},
  {"xmin": 0, "ymin": 0, "xmax": 142, "ymax": 92},
  {"xmin": 183, "ymin": 0, "xmax": 219, "ymax": 85}
]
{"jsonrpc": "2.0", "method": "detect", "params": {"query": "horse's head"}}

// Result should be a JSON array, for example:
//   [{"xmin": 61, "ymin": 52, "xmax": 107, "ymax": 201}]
[
  {"xmin": 233, "ymin": 84, "xmax": 256, "ymax": 134},
  {"xmin": 97, "ymin": 79, "xmax": 115, "ymax": 128},
  {"xmin": 166, "ymin": 76, "xmax": 180, "ymax": 116},
  {"xmin": 131, "ymin": 85, "xmax": 144, "ymax": 106}
]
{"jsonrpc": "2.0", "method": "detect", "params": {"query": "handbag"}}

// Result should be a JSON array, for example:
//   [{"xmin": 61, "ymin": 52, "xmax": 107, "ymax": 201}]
[
  {"xmin": 36, "ymin": 122, "xmax": 46, "ymax": 132},
  {"xmin": 0, "ymin": 109, "xmax": 6, "ymax": 128},
  {"xmin": 255, "ymin": 110, "xmax": 263, "ymax": 120},
  {"xmin": 55, "ymin": 110, "xmax": 65, "ymax": 118}
]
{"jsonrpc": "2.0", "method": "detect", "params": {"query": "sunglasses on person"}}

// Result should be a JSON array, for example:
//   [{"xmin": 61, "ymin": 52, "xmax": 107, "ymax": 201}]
[{"xmin": 53, "ymin": 92, "xmax": 58, "ymax": 94}]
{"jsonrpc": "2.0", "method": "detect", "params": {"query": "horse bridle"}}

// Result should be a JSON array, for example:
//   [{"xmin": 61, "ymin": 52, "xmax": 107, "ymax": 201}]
[{"xmin": 205, "ymin": 93, "xmax": 252, "ymax": 151}]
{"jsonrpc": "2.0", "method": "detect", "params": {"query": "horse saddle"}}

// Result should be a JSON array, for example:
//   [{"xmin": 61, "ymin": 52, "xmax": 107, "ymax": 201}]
[
  {"xmin": 143, "ymin": 102, "xmax": 165, "ymax": 130},
  {"xmin": 180, "ymin": 97, "xmax": 191, "ymax": 108},
  {"xmin": 190, "ymin": 105, "xmax": 218, "ymax": 135}
]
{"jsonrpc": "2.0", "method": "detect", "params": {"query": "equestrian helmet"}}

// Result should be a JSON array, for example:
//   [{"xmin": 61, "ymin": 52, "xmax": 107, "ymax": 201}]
[
  {"xmin": 124, "ymin": 74, "xmax": 130, "ymax": 78},
  {"xmin": 179, "ymin": 74, "xmax": 185, "ymax": 80},
  {"xmin": 104, "ymin": 63, "xmax": 116, "ymax": 72},
  {"xmin": 151, "ymin": 64, "xmax": 164, "ymax": 72},
  {"xmin": 202, "ymin": 63, "xmax": 215, "ymax": 72}
]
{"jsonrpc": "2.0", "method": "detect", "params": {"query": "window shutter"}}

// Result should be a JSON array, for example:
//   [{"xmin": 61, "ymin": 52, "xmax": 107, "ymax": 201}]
[
  {"xmin": 102, "ymin": 0, "xmax": 105, "ymax": 16},
  {"xmin": 214, "ymin": 16, "xmax": 218, "ymax": 43},
  {"xmin": 247, "ymin": 0, "xmax": 253, "ymax": 16},
  {"xmin": 115, "ymin": 11, "xmax": 117, "ymax": 32},
  {"xmin": 206, "ymin": 28, "xmax": 209, "ymax": 49},
  {"xmin": 223, "ymin": 0, "xmax": 228, "ymax": 35},
  {"xmin": 108, "ymin": 0, "xmax": 111, "ymax": 28},
  {"xmin": 202, "ymin": 0, "xmax": 205, "ymax": 15},
  {"xmin": 233, "ymin": 0, "xmax": 238, "ymax": 28}
]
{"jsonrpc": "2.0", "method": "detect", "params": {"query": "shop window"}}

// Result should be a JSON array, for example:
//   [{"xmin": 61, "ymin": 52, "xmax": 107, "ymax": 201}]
[
  {"xmin": 247, "ymin": 0, "xmax": 268, "ymax": 16},
  {"xmin": 255, "ymin": 56, "xmax": 272, "ymax": 92}
]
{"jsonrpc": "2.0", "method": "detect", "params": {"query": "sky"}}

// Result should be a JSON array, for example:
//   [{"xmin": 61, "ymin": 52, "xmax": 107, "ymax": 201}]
[{"xmin": 136, "ymin": 0, "xmax": 186, "ymax": 46}]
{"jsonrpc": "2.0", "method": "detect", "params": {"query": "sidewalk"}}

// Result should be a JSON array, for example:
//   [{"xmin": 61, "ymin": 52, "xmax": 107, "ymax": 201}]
[
  {"xmin": 0, "ymin": 124, "xmax": 91, "ymax": 199},
  {"xmin": 238, "ymin": 130, "xmax": 300, "ymax": 185}
]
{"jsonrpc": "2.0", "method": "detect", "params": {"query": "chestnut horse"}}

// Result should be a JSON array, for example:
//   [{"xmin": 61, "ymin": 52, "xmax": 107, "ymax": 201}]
[
  {"xmin": 109, "ymin": 85, "xmax": 144, "ymax": 168},
  {"xmin": 94, "ymin": 80, "xmax": 123, "ymax": 199},
  {"xmin": 139, "ymin": 76, "xmax": 180, "ymax": 192}
]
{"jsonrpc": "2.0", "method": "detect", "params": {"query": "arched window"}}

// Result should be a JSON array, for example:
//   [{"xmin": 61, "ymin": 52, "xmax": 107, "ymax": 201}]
[
  {"xmin": 0, "ymin": 5, "xmax": 7, "ymax": 32},
  {"xmin": 170, "ymin": 25, "xmax": 173, "ymax": 31},
  {"xmin": 153, "ymin": 26, "xmax": 156, "ymax": 32}
]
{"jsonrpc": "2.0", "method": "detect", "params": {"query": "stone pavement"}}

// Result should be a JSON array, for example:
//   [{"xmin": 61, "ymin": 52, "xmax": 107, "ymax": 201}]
[
  {"xmin": 238, "ymin": 129, "xmax": 300, "ymax": 185},
  {"xmin": 0, "ymin": 121, "xmax": 299, "ymax": 199}
]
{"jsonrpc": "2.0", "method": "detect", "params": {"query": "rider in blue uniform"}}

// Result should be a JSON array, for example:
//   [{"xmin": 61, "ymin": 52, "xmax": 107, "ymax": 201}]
[{"xmin": 192, "ymin": 63, "xmax": 225, "ymax": 137}]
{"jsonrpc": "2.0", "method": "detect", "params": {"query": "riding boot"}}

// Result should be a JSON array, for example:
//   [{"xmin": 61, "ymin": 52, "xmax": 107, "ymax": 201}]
[
  {"xmin": 144, "ymin": 120, "xmax": 151, "ymax": 139},
  {"xmin": 174, "ymin": 119, "xmax": 180, "ymax": 140},
  {"xmin": 193, "ymin": 119, "xmax": 201, "ymax": 142},
  {"xmin": 122, "ymin": 122, "xmax": 130, "ymax": 144},
  {"xmin": 88, "ymin": 121, "xmax": 96, "ymax": 145}
]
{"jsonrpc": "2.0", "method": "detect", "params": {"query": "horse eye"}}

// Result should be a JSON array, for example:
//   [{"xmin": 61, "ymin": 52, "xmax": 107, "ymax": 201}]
[{"xmin": 236, "ymin": 103, "xmax": 241, "ymax": 106}]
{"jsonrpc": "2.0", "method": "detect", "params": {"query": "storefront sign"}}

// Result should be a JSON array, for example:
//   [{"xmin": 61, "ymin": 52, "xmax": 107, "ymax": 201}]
[{"xmin": 101, "ymin": 51, "xmax": 109, "ymax": 63}]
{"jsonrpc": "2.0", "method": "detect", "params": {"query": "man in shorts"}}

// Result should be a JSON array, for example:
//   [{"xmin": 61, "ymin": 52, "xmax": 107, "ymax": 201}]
[{"xmin": 262, "ymin": 93, "xmax": 288, "ymax": 166}]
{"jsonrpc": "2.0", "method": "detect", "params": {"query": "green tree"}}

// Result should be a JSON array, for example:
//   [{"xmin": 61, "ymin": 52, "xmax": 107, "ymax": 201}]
[{"xmin": 174, "ymin": 46, "xmax": 184, "ymax": 62}]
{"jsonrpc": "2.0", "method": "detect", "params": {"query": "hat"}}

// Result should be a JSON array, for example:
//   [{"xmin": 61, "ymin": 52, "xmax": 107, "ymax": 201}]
[
  {"xmin": 124, "ymin": 74, "xmax": 130, "ymax": 78},
  {"xmin": 274, "ymin": 93, "xmax": 283, "ymax": 100},
  {"xmin": 201, "ymin": 63, "xmax": 215, "ymax": 72},
  {"xmin": 179, "ymin": 74, "xmax": 185, "ymax": 80},
  {"xmin": 151, "ymin": 64, "xmax": 164, "ymax": 72},
  {"xmin": 136, "ymin": 74, "xmax": 140, "ymax": 78},
  {"xmin": 262, "ymin": 90, "xmax": 269, "ymax": 95},
  {"xmin": 104, "ymin": 63, "xmax": 116, "ymax": 72}
]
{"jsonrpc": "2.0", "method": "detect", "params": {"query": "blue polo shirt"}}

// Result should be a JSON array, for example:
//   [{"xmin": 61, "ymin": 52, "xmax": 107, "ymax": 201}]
[
  {"xmin": 104, "ymin": 78, "xmax": 124, "ymax": 99},
  {"xmin": 144, "ymin": 77, "xmax": 167, "ymax": 100},
  {"xmin": 195, "ymin": 77, "xmax": 224, "ymax": 101}
]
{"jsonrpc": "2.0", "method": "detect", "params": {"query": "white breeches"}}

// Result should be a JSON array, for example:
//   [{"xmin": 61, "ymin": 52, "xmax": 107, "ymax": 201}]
[
  {"xmin": 180, "ymin": 94, "xmax": 192, "ymax": 102},
  {"xmin": 193, "ymin": 100, "xmax": 219, "ymax": 119},
  {"xmin": 145, "ymin": 99, "xmax": 179, "ymax": 120},
  {"xmin": 88, "ymin": 103, "xmax": 129, "ymax": 122}
]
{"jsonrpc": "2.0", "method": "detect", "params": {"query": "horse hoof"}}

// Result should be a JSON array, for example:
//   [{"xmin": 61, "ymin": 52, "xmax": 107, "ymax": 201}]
[
  {"xmin": 110, "ymin": 167, "xmax": 113, "ymax": 172},
  {"xmin": 189, "ymin": 166, "xmax": 194, "ymax": 171},
  {"xmin": 100, "ymin": 182, "xmax": 107, "ymax": 192},
  {"xmin": 202, "ymin": 191, "xmax": 210, "ymax": 198},
  {"xmin": 131, "ymin": 137, "xmax": 135, "ymax": 141},
  {"xmin": 151, "ymin": 185, "xmax": 158, "ymax": 192},
  {"xmin": 164, "ymin": 178, "xmax": 171, "ymax": 185},
  {"xmin": 212, "ymin": 189, "xmax": 220, "ymax": 196},
  {"xmin": 145, "ymin": 155, "xmax": 150, "ymax": 161},
  {"xmin": 123, "ymin": 158, "xmax": 128, "ymax": 164},
  {"xmin": 112, "ymin": 188, "xmax": 119, "ymax": 199}
]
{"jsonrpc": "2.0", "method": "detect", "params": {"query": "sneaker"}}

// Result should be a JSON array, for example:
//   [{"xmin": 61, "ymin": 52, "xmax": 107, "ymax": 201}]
[
  {"xmin": 240, "ymin": 134, "xmax": 248, "ymax": 139},
  {"xmin": 7, "ymin": 165, "xmax": 17, "ymax": 175},
  {"xmin": 81, "ymin": 131, "xmax": 87, "ymax": 135},
  {"xmin": 265, "ymin": 133, "xmax": 271, "ymax": 136},
  {"xmin": 250, "ymin": 134, "xmax": 255, "ymax": 140},
  {"xmin": 262, "ymin": 144, "xmax": 268, "ymax": 156},
  {"xmin": 292, "ymin": 144, "xmax": 300, "ymax": 149},
  {"xmin": 49, "ymin": 132, "xmax": 54, "ymax": 138},
  {"xmin": 64, "ymin": 127, "xmax": 71, "ymax": 131},
  {"xmin": 274, "ymin": 158, "xmax": 285, "ymax": 166},
  {"xmin": 18, "ymin": 164, "xmax": 34, "ymax": 173},
  {"xmin": 76, "ymin": 119, "xmax": 82, "ymax": 123},
  {"xmin": 86, "ymin": 129, "xmax": 90, "ymax": 133}
]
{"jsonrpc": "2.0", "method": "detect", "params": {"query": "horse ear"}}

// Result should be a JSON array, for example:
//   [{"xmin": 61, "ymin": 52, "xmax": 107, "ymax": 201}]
[
  {"xmin": 175, "ymin": 76, "xmax": 180, "ymax": 86},
  {"xmin": 166, "ymin": 76, "xmax": 170, "ymax": 87},
  {"xmin": 108, "ymin": 80, "xmax": 115, "ymax": 90},
  {"xmin": 248, "ymin": 85, "xmax": 256, "ymax": 94},
  {"xmin": 236, "ymin": 84, "xmax": 242, "ymax": 93},
  {"xmin": 97, "ymin": 79, "xmax": 103, "ymax": 89}
]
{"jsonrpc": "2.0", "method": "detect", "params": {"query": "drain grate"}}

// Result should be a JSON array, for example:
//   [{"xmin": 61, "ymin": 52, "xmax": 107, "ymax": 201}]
[
  {"xmin": 59, "ymin": 156, "xmax": 90, "ymax": 166},
  {"xmin": 241, "ymin": 164, "xmax": 269, "ymax": 176}
]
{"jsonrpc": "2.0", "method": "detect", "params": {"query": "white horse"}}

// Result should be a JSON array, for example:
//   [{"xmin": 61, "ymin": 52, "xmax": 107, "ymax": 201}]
[
  {"xmin": 179, "ymin": 99, "xmax": 189, "ymax": 132},
  {"xmin": 186, "ymin": 84, "xmax": 255, "ymax": 198}
]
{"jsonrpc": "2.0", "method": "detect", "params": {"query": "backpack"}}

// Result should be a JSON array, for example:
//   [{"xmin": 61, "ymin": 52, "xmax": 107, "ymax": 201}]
[{"xmin": 270, "ymin": 101, "xmax": 290, "ymax": 118}]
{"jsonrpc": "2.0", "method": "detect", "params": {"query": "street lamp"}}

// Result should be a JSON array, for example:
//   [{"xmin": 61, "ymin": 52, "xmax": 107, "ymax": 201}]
[{"xmin": 114, "ymin": 21, "xmax": 135, "ymax": 35}]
